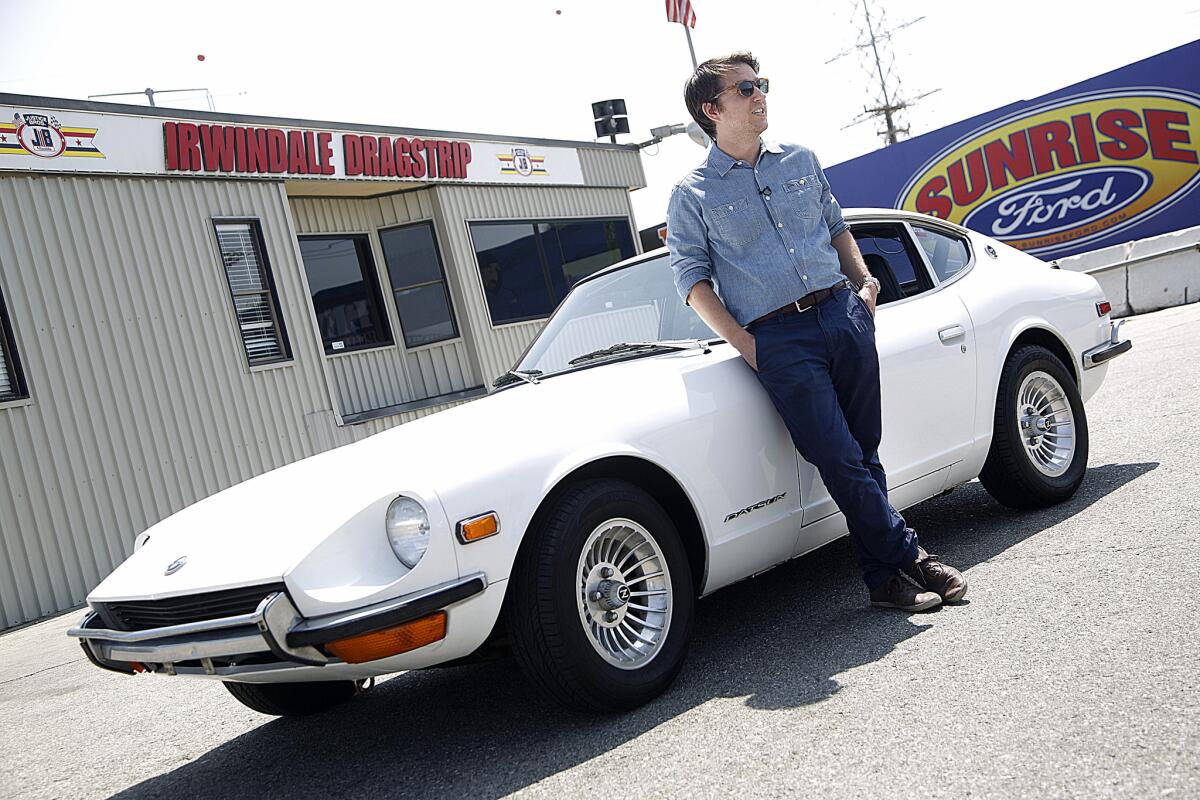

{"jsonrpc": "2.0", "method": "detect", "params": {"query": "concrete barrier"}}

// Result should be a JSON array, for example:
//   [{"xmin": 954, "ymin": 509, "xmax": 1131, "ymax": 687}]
[{"xmin": 1057, "ymin": 226, "xmax": 1200, "ymax": 318}]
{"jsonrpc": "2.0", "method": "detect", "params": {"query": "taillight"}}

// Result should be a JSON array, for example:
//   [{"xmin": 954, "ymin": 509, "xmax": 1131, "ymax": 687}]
[{"xmin": 1096, "ymin": 301, "xmax": 1112, "ymax": 317}]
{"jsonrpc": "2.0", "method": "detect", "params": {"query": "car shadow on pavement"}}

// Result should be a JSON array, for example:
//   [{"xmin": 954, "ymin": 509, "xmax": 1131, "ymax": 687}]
[{"xmin": 110, "ymin": 461, "xmax": 1156, "ymax": 800}]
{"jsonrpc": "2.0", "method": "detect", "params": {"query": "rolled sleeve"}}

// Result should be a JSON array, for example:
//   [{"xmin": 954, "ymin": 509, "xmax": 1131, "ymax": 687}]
[
  {"xmin": 665, "ymin": 185, "xmax": 713, "ymax": 304},
  {"xmin": 816, "ymin": 158, "xmax": 848, "ymax": 239}
]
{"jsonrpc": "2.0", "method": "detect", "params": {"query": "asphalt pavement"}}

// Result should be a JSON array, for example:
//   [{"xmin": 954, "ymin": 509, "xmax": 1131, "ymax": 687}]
[{"xmin": 2, "ymin": 302, "xmax": 1197, "ymax": 800}]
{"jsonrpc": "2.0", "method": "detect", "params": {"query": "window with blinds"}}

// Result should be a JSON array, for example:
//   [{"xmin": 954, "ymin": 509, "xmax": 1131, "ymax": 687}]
[
  {"xmin": 0, "ymin": 286, "xmax": 27, "ymax": 402},
  {"xmin": 213, "ymin": 221, "xmax": 291, "ymax": 366}
]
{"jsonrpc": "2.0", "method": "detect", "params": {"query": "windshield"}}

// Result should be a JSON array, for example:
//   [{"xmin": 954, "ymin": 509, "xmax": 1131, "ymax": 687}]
[{"xmin": 513, "ymin": 255, "xmax": 716, "ymax": 377}]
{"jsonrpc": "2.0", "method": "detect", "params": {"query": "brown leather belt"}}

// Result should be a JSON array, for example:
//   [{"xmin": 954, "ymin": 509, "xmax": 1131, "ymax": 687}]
[{"xmin": 749, "ymin": 281, "xmax": 848, "ymax": 327}]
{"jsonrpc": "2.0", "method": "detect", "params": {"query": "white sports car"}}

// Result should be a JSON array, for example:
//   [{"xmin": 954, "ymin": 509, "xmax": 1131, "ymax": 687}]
[{"xmin": 70, "ymin": 210, "xmax": 1131, "ymax": 715}]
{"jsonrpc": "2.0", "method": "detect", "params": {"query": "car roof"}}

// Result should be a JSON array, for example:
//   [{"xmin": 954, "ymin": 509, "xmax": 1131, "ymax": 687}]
[{"xmin": 577, "ymin": 208, "xmax": 970, "ymax": 288}]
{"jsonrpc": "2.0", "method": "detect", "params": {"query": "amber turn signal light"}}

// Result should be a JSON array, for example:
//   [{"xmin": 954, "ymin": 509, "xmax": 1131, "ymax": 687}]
[
  {"xmin": 325, "ymin": 611, "xmax": 447, "ymax": 664},
  {"xmin": 457, "ymin": 512, "xmax": 500, "ymax": 543}
]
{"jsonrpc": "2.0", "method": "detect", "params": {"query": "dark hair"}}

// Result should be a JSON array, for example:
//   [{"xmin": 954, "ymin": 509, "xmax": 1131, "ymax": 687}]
[{"xmin": 684, "ymin": 51, "xmax": 760, "ymax": 142}]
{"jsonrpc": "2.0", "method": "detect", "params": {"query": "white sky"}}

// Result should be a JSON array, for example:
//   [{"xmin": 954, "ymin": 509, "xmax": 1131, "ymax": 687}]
[{"xmin": 2, "ymin": 1, "xmax": 1198, "ymax": 232}]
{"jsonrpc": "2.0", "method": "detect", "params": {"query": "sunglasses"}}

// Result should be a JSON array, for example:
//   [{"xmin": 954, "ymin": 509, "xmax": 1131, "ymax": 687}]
[{"xmin": 708, "ymin": 77, "xmax": 770, "ymax": 103}]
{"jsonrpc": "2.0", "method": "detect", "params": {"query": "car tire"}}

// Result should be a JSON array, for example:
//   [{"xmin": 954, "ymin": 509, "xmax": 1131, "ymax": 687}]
[
  {"xmin": 507, "ymin": 479, "xmax": 695, "ymax": 712},
  {"xmin": 223, "ymin": 679, "xmax": 359, "ymax": 716},
  {"xmin": 979, "ymin": 344, "xmax": 1089, "ymax": 509}
]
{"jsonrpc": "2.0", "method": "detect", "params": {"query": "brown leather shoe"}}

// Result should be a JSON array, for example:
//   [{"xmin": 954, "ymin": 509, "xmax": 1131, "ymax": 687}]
[
  {"xmin": 869, "ymin": 572, "xmax": 942, "ymax": 612},
  {"xmin": 904, "ymin": 547, "xmax": 968, "ymax": 603}
]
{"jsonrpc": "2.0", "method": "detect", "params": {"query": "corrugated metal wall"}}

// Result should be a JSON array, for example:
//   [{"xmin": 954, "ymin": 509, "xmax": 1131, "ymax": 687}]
[
  {"xmin": 289, "ymin": 193, "xmax": 478, "ymax": 416},
  {"xmin": 432, "ymin": 184, "xmax": 641, "ymax": 383},
  {"xmin": 0, "ymin": 165, "xmax": 643, "ymax": 629},
  {"xmin": 579, "ymin": 146, "xmax": 646, "ymax": 189},
  {"xmin": 0, "ymin": 174, "xmax": 456, "ymax": 629}
]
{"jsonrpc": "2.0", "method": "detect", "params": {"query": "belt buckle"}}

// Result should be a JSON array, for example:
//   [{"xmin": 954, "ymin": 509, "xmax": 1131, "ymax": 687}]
[{"xmin": 794, "ymin": 297, "xmax": 812, "ymax": 313}]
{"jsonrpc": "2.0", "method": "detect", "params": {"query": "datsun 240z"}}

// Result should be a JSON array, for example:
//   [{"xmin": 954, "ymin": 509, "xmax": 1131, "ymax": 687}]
[{"xmin": 70, "ymin": 210, "xmax": 1131, "ymax": 715}]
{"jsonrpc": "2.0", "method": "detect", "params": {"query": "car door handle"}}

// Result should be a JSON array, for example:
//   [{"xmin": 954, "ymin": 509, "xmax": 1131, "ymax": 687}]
[{"xmin": 938, "ymin": 325, "xmax": 966, "ymax": 343}]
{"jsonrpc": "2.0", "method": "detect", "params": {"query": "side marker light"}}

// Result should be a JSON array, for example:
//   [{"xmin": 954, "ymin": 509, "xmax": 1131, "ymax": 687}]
[
  {"xmin": 1096, "ymin": 301, "xmax": 1112, "ymax": 317},
  {"xmin": 457, "ymin": 512, "xmax": 500, "ymax": 543},
  {"xmin": 326, "ymin": 612, "xmax": 447, "ymax": 664}
]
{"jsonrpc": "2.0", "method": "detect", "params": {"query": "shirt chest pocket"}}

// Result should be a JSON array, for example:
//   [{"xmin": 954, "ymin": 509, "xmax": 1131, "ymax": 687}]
[
  {"xmin": 783, "ymin": 175, "xmax": 820, "ymax": 219},
  {"xmin": 707, "ymin": 197, "xmax": 767, "ymax": 248}
]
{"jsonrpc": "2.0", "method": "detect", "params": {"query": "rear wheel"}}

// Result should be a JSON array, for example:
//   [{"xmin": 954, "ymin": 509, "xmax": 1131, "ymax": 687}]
[
  {"xmin": 508, "ymin": 479, "xmax": 694, "ymax": 712},
  {"xmin": 980, "ymin": 345, "xmax": 1088, "ymax": 508},
  {"xmin": 223, "ymin": 679, "xmax": 360, "ymax": 716}
]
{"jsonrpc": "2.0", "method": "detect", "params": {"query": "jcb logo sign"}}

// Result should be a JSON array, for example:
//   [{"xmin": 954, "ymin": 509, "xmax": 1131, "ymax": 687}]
[{"xmin": 898, "ymin": 90, "xmax": 1200, "ymax": 256}]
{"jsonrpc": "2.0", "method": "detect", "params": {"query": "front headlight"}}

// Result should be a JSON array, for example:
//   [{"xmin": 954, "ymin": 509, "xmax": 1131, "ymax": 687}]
[{"xmin": 386, "ymin": 496, "xmax": 430, "ymax": 568}]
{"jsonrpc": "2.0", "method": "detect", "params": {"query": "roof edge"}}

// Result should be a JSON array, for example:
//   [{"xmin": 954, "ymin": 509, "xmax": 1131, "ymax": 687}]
[{"xmin": 0, "ymin": 92, "xmax": 641, "ymax": 153}]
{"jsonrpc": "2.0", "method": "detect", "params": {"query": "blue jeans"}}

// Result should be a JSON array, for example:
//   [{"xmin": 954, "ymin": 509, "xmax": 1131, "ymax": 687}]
[{"xmin": 751, "ymin": 285, "xmax": 918, "ymax": 590}]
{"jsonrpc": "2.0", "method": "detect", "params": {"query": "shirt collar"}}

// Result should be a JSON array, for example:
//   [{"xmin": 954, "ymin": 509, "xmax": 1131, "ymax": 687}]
[{"xmin": 706, "ymin": 139, "xmax": 783, "ymax": 176}]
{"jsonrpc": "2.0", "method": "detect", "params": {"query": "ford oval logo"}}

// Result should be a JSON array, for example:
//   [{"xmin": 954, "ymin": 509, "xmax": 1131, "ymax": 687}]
[
  {"xmin": 164, "ymin": 556, "xmax": 188, "ymax": 576},
  {"xmin": 898, "ymin": 89, "xmax": 1200, "ymax": 257},
  {"xmin": 964, "ymin": 167, "xmax": 1149, "ymax": 240}
]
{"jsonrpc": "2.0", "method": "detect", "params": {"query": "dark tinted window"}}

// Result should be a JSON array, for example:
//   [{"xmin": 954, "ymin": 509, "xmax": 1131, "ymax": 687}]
[
  {"xmin": 0, "ymin": 283, "xmax": 28, "ymax": 401},
  {"xmin": 471, "ymin": 218, "xmax": 637, "ymax": 325},
  {"xmin": 851, "ymin": 223, "xmax": 934, "ymax": 304},
  {"xmin": 298, "ymin": 236, "xmax": 392, "ymax": 354},
  {"xmin": 379, "ymin": 223, "xmax": 458, "ymax": 347}
]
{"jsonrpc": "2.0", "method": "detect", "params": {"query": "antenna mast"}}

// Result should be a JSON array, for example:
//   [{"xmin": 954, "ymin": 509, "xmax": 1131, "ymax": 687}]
[{"xmin": 828, "ymin": 0, "xmax": 940, "ymax": 146}]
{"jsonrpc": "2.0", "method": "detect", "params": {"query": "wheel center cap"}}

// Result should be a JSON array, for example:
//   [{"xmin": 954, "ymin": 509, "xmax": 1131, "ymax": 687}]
[{"xmin": 596, "ymin": 579, "xmax": 630, "ymax": 610}]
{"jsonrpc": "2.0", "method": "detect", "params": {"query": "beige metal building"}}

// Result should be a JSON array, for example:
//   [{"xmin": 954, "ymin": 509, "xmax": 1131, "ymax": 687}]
[{"xmin": 0, "ymin": 94, "xmax": 646, "ymax": 629}]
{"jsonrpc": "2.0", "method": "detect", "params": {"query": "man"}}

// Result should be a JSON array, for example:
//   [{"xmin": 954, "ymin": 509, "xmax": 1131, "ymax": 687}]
[{"xmin": 665, "ymin": 52, "xmax": 967, "ymax": 611}]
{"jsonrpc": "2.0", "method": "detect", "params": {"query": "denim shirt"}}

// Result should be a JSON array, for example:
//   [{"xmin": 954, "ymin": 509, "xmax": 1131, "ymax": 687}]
[{"xmin": 666, "ymin": 140, "xmax": 849, "ymax": 326}]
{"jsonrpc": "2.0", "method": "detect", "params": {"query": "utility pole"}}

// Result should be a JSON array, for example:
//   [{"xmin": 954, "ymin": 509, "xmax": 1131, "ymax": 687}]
[{"xmin": 827, "ymin": 0, "xmax": 939, "ymax": 146}]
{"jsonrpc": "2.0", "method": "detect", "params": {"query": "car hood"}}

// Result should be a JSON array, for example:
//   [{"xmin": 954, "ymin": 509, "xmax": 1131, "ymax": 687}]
[{"xmin": 89, "ymin": 350, "xmax": 714, "ymax": 603}]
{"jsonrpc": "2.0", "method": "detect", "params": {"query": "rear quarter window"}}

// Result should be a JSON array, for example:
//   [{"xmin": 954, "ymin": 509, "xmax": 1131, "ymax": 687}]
[{"xmin": 912, "ymin": 225, "xmax": 971, "ymax": 282}]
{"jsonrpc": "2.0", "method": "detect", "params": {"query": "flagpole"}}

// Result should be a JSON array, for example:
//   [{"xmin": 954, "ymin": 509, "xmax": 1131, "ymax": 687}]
[{"xmin": 683, "ymin": 24, "xmax": 698, "ymax": 69}]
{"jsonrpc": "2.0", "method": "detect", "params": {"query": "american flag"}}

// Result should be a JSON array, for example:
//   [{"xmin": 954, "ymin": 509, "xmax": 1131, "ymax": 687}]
[{"xmin": 665, "ymin": 0, "xmax": 697, "ymax": 28}]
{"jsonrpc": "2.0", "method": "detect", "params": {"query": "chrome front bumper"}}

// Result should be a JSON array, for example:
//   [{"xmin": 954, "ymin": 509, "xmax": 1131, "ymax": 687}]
[
  {"xmin": 68, "ymin": 573, "xmax": 487, "ymax": 677},
  {"xmin": 1083, "ymin": 320, "xmax": 1132, "ymax": 370}
]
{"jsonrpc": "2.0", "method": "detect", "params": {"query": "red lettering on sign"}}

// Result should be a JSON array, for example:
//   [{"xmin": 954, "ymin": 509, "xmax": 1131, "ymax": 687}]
[
  {"xmin": 915, "ymin": 176, "xmax": 951, "ymax": 218},
  {"xmin": 1070, "ymin": 113, "xmax": 1100, "ymax": 164},
  {"xmin": 178, "ymin": 123, "xmax": 201, "ymax": 171},
  {"xmin": 1146, "ymin": 108, "xmax": 1198, "ymax": 164},
  {"xmin": 436, "ymin": 141, "xmax": 453, "ymax": 179},
  {"xmin": 362, "ymin": 136, "xmax": 379, "ymax": 176},
  {"xmin": 304, "ymin": 131, "xmax": 321, "ymax": 174},
  {"xmin": 457, "ymin": 142, "xmax": 472, "ymax": 178},
  {"xmin": 378, "ymin": 136, "xmax": 396, "ymax": 177},
  {"xmin": 410, "ymin": 137, "xmax": 427, "ymax": 178},
  {"xmin": 246, "ymin": 128, "xmax": 268, "ymax": 172},
  {"xmin": 267, "ymin": 129, "xmax": 288, "ymax": 173},
  {"xmin": 947, "ymin": 149, "xmax": 987, "ymax": 206},
  {"xmin": 1028, "ymin": 121, "xmax": 1078, "ymax": 173},
  {"xmin": 287, "ymin": 130, "xmax": 307, "ymax": 174},
  {"xmin": 199, "ymin": 125, "xmax": 237, "ymax": 172},
  {"xmin": 343, "ymin": 134, "xmax": 363, "ymax": 176},
  {"xmin": 396, "ymin": 138, "xmax": 413, "ymax": 178},
  {"xmin": 982, "ymin": 131, "xmax": 1034, "ymax": 191},
  {"xmin": 234, "ymin": 127, "xmax": 248, "ymax": 172},
  {"xmin": 1097, "ymin": 109, "xmax": 1148, "ymax": 160},
  {"xmin": 423, "ymin": 139, "xmax": 439, "ymax": 177},
  {"xmin": 317, "ymin": 132, "xmax": 334, "ymax": 174},
  {"xmin": 164, "ymin": 122, "xmax": 179, "ymax": 170}
]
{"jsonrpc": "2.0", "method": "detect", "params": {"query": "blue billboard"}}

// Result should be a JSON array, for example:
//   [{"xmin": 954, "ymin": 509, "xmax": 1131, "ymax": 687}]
[{"xmin": 824, "ymin": 40, "xmax": 1200, "ymax": 259}]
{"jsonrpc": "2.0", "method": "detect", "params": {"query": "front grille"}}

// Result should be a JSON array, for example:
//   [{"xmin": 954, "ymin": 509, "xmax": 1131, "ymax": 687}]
[{"xmin": 95, "ymin": 583, "xmax": 286, "ymax": 632}]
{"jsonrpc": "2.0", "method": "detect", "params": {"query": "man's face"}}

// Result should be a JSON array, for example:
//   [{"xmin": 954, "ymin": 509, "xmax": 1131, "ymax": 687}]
[{"xmin": 705, "ymin": 62, "xmax": 768, "ymax": 141}]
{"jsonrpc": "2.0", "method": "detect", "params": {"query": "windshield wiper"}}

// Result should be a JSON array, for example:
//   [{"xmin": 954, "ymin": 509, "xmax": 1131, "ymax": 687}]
[
  {"xmin": 567, "ymin": 339, "xmax": 710, "ymax": 366},
  {"xmin": 493, "ymin": 369, "xmax": 543, "ymax": 388}
]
